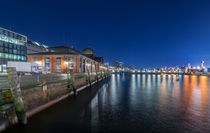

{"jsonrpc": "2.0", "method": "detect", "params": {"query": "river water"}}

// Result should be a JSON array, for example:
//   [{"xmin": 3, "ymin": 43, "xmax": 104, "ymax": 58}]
[{"xmin": 4, "ymin": 73, "xmax": 210, "ymax": 133}]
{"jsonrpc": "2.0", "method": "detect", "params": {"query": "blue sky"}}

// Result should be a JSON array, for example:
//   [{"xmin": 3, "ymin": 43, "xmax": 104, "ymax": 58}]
[{"xmin": 1, "ymin": 0, "xmax": 210, "ymax": 68}]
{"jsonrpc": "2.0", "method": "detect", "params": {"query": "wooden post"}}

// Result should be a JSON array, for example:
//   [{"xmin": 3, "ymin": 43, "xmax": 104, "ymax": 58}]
[
  {"xmin": 42, "ymin": 81, "xmax": 47, "ymax": 97},
  {"xmin": 70, "ymin": 70, "xmax": 77, "ymax": 96},
  {"xmin": 87, "ymin": 69, "xmax": 91, "ymax": 87},
  {"xmin": 67, "ymin": 72, "xmax": 70, "ymax": 89},
  {"xmin": 7, "ymin": 68, "xmax": 27, "ymax": 125}
]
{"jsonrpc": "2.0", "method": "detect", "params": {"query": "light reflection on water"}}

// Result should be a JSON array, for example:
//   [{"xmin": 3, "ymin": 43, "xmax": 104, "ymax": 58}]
[
  {"xmin": 87, "ymin": 73, "xmax": 210, "ymax": 133},
  {"xmin": 4, "ymin": 73, "xmax": 210, "ymax": 133}
]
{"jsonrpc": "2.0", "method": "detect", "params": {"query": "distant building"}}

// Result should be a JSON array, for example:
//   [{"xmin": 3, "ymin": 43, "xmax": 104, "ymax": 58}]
[
  {"xmin": 201, "ymin": 60, "xmax": 205, "ymax": 70},
  {"xmin": 0, "ymin": 27, "xmax": 27, "ymax": 72},
  {"xmin": 114, "ymin": 60, "xmax": 124, "ymax": 68},
  {"xmin": 188, "ymin": 63, "xmax": 191, "ymax": 69},
  {"xmin": 26, "ymin": 40, "xmax": 49, "ymax": 54}
]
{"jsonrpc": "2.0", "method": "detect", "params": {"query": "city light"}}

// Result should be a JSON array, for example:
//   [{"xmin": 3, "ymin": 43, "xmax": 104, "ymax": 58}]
[
  {"xmin": 35, "ymin": 61, "xmax": 42, "ymax": 65},
  {"xmin": 64, "ymin": 61, "xmax": 69, "ymax": 65}
]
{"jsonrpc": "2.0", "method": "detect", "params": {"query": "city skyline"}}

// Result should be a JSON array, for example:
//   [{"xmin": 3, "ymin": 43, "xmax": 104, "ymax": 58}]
[{"xmin": 1, "ymin": 0, "xmax": 210, "ymax": 67}]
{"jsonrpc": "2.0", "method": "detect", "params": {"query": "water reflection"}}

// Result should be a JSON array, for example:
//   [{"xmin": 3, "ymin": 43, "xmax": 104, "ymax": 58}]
[
  {"xmin": 86, "ymin": 74, "xmax": 210, "ymax": 132},
  {"xmin": 5, "ymin": 74, "xmax": 210, "ymax": 133}
]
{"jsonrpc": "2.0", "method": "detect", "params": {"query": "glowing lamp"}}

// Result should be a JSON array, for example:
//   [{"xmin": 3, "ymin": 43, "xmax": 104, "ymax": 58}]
[
  {"xmin": 64, "ymin": 61, "xmax": 69, "ymax": 65},
  {"xmin": 35, "ymin": 61, "xmax": 42, "ymax": 65}
]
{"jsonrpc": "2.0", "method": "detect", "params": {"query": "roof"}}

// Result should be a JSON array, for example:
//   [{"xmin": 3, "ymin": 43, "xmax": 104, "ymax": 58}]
[
  {"xmin": 27, "ymin": 51, "xmax": 77, "ymax": 55},
  {"xmin": 27, "ymin": 40, "xmax": 49, "ymax": 48},
  {"xmin": 0, "ymin": 27, "xmax": 27, "ymax": 40},
  {"xmin": 48, "ymin": 46, "xmax": 70, "ymax": 49},
  {"xmin": 27, "ymin": 51, "xmax": 103, "ymax": 63},
  {"xmin": 82, "ymin": 46, "xmax": 96, "ymax": 56},
  {"xmin": 28, "ymin": 45, "xmax": 104, "ymax": 63}
]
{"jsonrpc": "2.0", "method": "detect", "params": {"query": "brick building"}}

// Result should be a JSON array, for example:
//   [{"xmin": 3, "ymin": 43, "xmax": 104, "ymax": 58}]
[{"xmin": 27, "ymin": 46, "xmax": 106, "ymax": 73}]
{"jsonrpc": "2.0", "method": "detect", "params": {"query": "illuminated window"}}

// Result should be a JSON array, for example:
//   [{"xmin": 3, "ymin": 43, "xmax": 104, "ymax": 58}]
[
  {"xmin": 45, "ymin": 57, "xmax": 50, "ymax": 71},
  {"xmin": 56, "ymin": 57, "xmax": 61, "ymax": 72},
  {"xmin": 33, "ymin": 57, "xmax": 38, "ymax": 62},
  {"xmin": 68, "ymin": 57, "xmax": 73, "ymax": 62},
  {"xmin": 5, "ymin": 54, "xmax": 8, "ymax": 59},
  {"xmin": 14, "ymin": 55, "xmax": 17, "ymax": 60}
]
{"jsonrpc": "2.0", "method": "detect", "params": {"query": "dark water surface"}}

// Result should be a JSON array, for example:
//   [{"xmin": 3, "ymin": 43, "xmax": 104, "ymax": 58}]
[{"xmin": 4, "ymin": 73, "xmax": 210, "ymax": 133}]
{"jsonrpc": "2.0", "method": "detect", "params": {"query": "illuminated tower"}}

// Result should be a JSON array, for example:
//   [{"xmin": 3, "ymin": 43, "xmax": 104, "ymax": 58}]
[
  {"xmin": 201, "ymin": 60, "xmax": 205, "ymax": 69},
  {"xmin": 188, "ymin": 63, "xmax": 191, "ymax": 69}
]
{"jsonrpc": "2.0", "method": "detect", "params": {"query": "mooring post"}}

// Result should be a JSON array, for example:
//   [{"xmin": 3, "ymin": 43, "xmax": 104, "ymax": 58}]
[
  {"xmin": 101, "ymin": 71, "xmax": 103, "ymax": 79},
  {"xmin": 7, "ymin": 68, "xmax": 27, "ymax": 125},
  {"xmin": 70, "ymin": 70, "xmax": 77, "ymax": 96},
  {"xmin": 67, "ymin": 72, "xmax": 70, "ymax": 89},
  {"xmin": 87, "ymin": 70, "xmax": 91, "ymax": 87},
  {"xmin": 42, "ymin": 80, "xmax": 47, "ymax": 97}
]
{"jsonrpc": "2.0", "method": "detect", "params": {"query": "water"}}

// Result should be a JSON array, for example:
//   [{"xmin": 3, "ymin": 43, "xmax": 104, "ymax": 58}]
[{"xmin": 4, "ymin": 73, "xmax": 210, "ymax": 133}]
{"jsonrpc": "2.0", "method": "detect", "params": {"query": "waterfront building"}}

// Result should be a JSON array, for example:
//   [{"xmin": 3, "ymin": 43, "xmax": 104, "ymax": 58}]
[
  {"xmin": 27, "ymin": 45, "xmax": 106, "ymax": 73},
  {"xmin": 26, "ymin": 40, "xmax": 49, "ymax": 54},
  {"xmin": 0, "ymin": 27, "xmax": 27, "ymax": 72},
  {"xmin": 82, "ymin": 44, "xmax": 104, "ymax": 63}
]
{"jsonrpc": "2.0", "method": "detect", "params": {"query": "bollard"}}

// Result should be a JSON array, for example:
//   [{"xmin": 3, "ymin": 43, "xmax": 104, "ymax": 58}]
[
  {"xmin": 7, "ymin": 68, "xmax": 27, "ymax": 125},
  {"xmin": 69, "ymin": 70, "xmax": 77, "ymax": 96},
  {"xmin": 95, "ymin": 74, "xmax": 99, "ymax": 83},
  {"xmin": 87, "ymin": 70, "xmax": 91, "ymax": 87},
  {"xmin": 67, "ymin": 73, "xmax": 70, "ymax": 89},
  {"xmin": 42, "ymin": 81, "xmax": 47, "ymax": 97},
  {"xmin": 101, "ymin": 71, "xmax": 103, "ymax": 79}
]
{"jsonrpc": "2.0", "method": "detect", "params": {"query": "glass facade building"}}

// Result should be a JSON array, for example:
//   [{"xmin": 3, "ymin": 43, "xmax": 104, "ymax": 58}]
[{"xmin": 0, "ymin": 27, "xmax": 27, "ymax": 72}]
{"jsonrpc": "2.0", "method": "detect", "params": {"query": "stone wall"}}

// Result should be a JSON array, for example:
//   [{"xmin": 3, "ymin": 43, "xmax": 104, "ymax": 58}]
[{"xmin": 21, "ymin": 74, "xmax": 100, "ymax": 111}]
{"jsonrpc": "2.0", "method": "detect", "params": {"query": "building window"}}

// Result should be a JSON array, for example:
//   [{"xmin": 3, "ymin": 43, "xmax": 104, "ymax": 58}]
[
  {"xmin": 68, "ymin": 57, "xmax": 74, "ymax": 72},
  {"xmin": 45, "ymin": 57, "xmax": 50, "ymax": 71},
  {"xmin": 0, "ymin": 41, "xmax": 3, "ymax": 46},
  {"xmin": 56, "ymin": 57, "xmax": 61, "ymax": 72},
  {"xmin": 4, "ymin": 48, "xmax": 8, "ymax": 53},
  {"xmin": 9, "ymin": 49, "xmax": 13, "ymax": 54},
  {"xmin": 0, "ymin": 47, "xmax": 3, "ymax": 52},
  {"xmin": 33, "ymin": 57, "xmax": 38, "ymax": 62},
  {"xmin": 68, "ymin": 57, "xmax": 73, "ymax": 62},
  {"xmin": 83, "ymin": 59, "xmax": 86, "ymax": 72}
]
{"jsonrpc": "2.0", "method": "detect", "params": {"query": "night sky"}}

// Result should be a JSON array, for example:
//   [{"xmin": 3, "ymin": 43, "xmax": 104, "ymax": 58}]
[{"xmin": 1, "ymin": 0, "xmax": 210, "ymax": 68}]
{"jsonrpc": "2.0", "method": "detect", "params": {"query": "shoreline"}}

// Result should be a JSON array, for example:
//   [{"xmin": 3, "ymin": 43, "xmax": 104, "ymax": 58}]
[
  {"xmin": 116, "ymin": 72, "xmax": 210, "ymax": 76},
  {"xmin": 0, "ymin": 76, "xmax": 107, "ymax": 132}
]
